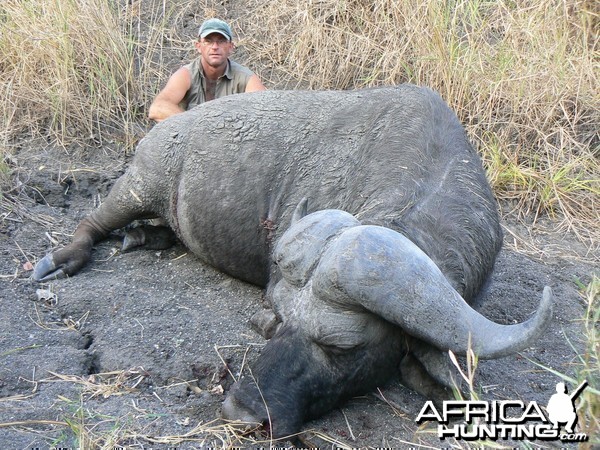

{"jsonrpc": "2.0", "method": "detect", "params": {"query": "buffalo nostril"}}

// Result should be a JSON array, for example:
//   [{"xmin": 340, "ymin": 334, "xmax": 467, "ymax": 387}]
[{"xmin": 262, "ymin": 419, "xmax": 271, "ymax": 434}]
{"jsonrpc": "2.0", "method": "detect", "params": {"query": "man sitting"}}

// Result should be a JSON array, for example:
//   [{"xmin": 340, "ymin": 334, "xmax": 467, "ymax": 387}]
[{"xmin": 148, "ymin": 18, "xmax": 266, "ymax": 122}]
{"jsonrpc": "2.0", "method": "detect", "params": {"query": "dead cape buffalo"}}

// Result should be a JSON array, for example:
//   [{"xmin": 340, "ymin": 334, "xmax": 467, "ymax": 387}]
[{"xmin": 33, "ymin": 85, "xmax": 553, "ymax": 439}]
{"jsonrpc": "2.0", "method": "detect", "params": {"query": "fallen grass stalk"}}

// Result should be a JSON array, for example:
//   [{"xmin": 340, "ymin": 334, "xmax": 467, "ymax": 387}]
[
  {"xmin": 372, "ymin": 387, "xmax": 409, "ymax": 417},
  {"xmin": 42, "ymin": 368, "xmax": 149, "ymax": 399},
  {"xmin": 0, "ymin": 419, "xmax": 68, "ymax": 428},
  {"xmin": 0, "ymin": 344, "xmax": 42, "ymax": 358},
  {"xmin": 30, "ymin": 302, "xmax": 89, "ymax": 332},
  {"xmin": 138, "ymin": 418, "xmax": 258, "ymax": 445},
  {"xmin": 392, "ymin": 439, "xmax": 440, "ymax": 450},
  {"xmin": 303, "ymin": 430, "xmax": 353, "ymax": 449},
  {"xmin": 0, "ymin": 393, "xmax": 35, "ymax": 402}
]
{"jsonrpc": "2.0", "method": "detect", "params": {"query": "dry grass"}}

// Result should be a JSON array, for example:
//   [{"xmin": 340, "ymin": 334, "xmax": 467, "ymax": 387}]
[
  {"xmin": 1, "ymin": 0, "xmax": 134, "ymax": 147},
  {"xmin": 0, "ymin": 365, "xmax": 350, "ymax": 449},
  {"xmin": 42, "ymin": 368, "xmax": 148, "ymax": 399},
  {"xmin": 555, "ymin": 275, "xmax": 600, "ymax": 449},
  {"xmin": 575, "ymin": 275, "xmax": 600, "ymax": 449},
  {"xmin": 524, "ymin": 275, "xmax": 599, "ymax": 449},
  {"xmin": 241, "ymin": 0, "xmax": 599, "ymax": 245},
  {"xmin": 0, "ymin": 0, "xmax": 192, "ymax": 150}
]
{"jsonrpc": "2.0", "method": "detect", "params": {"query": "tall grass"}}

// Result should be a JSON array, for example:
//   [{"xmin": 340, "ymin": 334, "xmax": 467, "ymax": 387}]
[
  {"xmin": 1, "ymin": 0, "xmax": 130, "ymax": 146},
  {"xmin": 242, "ymin": 0, "xmax": 599, "ymax": 244},
  {"xmin": 576, "ymin": 275, "xmax": 600, "ymax": 449},
  {"xmin": 0, "ymin": 0, "xmax": 597, "ymax": 243},
  {"xmin": 0, "ymin": 0, "xmax": 188, "ymax": 149},
  {"xmin": 527, "ymin": 275, "xmax": 599, "ymax": 449}
]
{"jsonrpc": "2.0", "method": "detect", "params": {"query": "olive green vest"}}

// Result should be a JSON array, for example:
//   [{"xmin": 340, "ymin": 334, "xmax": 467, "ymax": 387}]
[{"xmin": 182, "ymin": 58, "xmax": 254, "ymax": 109}]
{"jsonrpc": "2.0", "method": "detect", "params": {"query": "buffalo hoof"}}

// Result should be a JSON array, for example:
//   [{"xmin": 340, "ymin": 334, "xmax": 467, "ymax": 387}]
[
  {"xmin": 32, "ymin": 240, "xmax": 93, "ymax": 282},
  {"xmin": 122, "ymin": 225, "xmax": 176, "ymax": 252},
  {"xmin": 32, "ymin": 253, "xmax": 68, "ymax": 282}
]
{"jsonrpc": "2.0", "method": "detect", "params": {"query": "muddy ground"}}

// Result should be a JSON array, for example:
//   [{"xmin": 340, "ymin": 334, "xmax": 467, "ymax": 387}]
[{"xmin": 0, "ymin": 137, "xmax": 597, "ymax": 450}]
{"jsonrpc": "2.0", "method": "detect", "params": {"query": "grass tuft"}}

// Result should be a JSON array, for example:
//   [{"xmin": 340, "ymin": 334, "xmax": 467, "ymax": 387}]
[{"xmin": 0, "ymin": 0, "xmax": 193, "ymax": 150}]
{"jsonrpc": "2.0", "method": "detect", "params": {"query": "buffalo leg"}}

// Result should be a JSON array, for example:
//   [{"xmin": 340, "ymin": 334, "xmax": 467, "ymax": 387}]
[
  {"xmin": 122, "ymin": 225, "xmax": 177, "ymax": 252},
  {"xmin": 33, "ymin": 172, "xmax": 160, "ymax": 282}
]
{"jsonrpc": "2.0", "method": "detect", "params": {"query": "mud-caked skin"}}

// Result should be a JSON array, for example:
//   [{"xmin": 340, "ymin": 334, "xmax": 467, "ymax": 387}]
[{"xmin": 33, "ymin": 85, "xmax": 553, "ymax": 439}]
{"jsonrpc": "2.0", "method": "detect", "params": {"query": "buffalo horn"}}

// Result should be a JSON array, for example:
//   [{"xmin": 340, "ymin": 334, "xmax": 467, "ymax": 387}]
[{"xmin": 312, "ymin": 225, "xmax": 553, "ymax": 359}]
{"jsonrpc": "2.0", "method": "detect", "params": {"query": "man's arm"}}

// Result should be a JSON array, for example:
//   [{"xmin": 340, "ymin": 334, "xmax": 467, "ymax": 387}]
[
  {"xmin": 148, "ymin": 67, "xmax": 192, "ymax": 122},
  {"xmin": 245, "ymin": 74, "xmax": 267, "ymax": 93}
]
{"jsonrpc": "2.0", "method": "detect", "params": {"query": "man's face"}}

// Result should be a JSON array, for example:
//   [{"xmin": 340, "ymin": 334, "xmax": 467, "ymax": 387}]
[{"xmin": 196, "ymin": 32, "xmax": 233, "ymax": 69}]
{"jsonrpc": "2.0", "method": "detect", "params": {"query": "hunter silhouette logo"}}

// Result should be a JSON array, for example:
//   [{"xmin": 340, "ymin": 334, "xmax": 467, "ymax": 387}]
[
  {"xmin": 546, "ymin": 380, "xmax": 588, "ymax": 434},
  {"xmin": 416, "ymin": 379, "xmax": 590, "ymax": 443}
]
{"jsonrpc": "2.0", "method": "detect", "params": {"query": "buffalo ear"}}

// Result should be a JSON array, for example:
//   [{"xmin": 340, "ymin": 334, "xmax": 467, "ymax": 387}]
[{"xmin": 291, "ymin": 197, "xmax": 309, "ymax": 225}]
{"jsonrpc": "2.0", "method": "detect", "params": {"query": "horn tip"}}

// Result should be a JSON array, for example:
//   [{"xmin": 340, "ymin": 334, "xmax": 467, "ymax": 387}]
[{"xmin": 291, "ymin": 197, "xmax": 309, "ymax": 225}]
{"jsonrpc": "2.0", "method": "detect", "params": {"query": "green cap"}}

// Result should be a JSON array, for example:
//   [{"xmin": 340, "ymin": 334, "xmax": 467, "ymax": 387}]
[{"xmin": 198, "ymin": 18, "xmax": 233, "ymax": 41}]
